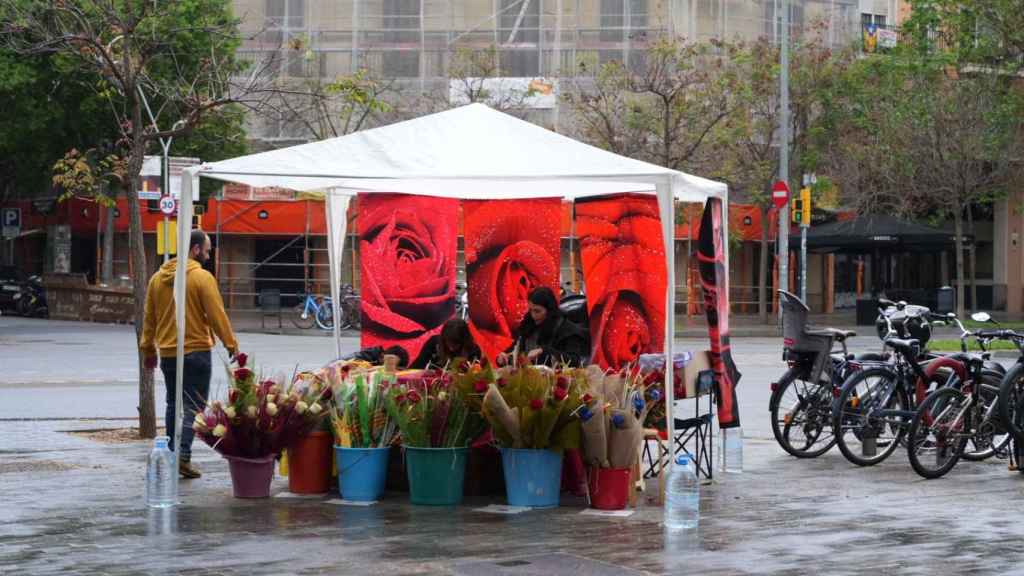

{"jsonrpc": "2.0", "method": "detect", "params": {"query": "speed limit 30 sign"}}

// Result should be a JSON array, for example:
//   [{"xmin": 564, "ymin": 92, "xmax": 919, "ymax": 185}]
[{"xmin": 158, "ymin": 196, "xmax": 177, "ymax": 216}]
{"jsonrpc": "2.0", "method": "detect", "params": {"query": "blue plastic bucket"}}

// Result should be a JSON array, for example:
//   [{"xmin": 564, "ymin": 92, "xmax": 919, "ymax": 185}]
[
  {"xmin": 500, "ymin": 448, "xmax": 563, "ymax": 508},
  {"xmin": 404, "ymin": 446, "xmax": 469, "ymax": 506},
  {"xmin": 335, "ymin": 446, "xmax": 390, "ymax": 502}
]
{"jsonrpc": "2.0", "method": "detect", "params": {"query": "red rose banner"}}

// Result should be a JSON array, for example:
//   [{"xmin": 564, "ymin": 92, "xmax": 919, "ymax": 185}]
[
  {"xmin": 698, "ymin": 197, "xmax": 741, "ymax": 428},
  {"xmin": 576, "ymin": 194, "xmax": 667, "ymax": 370},
  {"xmin": 463, "ymin": 198, "xmax": 561, "ymax": 362},
  {"xmin": 358, "ymin": 193, "xmax": 458, "ymax": 362}
]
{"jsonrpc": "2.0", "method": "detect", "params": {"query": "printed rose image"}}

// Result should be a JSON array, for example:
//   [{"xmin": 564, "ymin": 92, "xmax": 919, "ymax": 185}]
[
  {"xmin": 358, "ymin": 193, "xmax": 458, "ymax": 362},
  {"xmin": 463, "ymin": 198, "xmax": 561, "ymax": 362},
  {"xmin": 576, "ymin": 194, "xmax": 667, "ymax": 370}
]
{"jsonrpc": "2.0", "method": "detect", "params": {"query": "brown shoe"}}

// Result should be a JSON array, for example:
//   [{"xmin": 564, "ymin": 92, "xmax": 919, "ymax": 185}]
[{"xmin": 179, "ymin": 460, "xmax": 202, "ymax": 479}]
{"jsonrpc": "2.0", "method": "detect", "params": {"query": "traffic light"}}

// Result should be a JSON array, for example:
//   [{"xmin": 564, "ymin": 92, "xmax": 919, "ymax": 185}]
[{"xmin": 792, "ymin": 187, "xmax": 812, "ymax": 225}]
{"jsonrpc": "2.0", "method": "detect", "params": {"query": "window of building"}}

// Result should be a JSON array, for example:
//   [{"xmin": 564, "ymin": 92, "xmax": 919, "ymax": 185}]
[
  {"xmin": 765, "ymin": 0, "xmax": 806, "ymax": 43},
  {"xmin": 861, "ymin": 13, "xmax": 887, "ymax": 29},
  {"xmin": 265, "ymin": 0, "xmax": 308, "ymax": 77},
  {"xmin": 382, "ymin": 0, "xmax": 421, "ymax": 78},
  {"xmin": 499, "ymin": 0, "xmax": 541, "ymax": 77}
]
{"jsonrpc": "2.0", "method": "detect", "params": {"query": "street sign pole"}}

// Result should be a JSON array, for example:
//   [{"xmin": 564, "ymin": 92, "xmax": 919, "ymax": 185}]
[{"xmin": 778, "ymin": 0, "xmax": 790, "ymax": 322}]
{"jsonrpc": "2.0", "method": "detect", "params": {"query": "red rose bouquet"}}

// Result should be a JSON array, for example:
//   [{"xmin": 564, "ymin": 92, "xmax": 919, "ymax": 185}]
[
  {"xmin": 193, "ymin": 354, "xmax": 331, "ymax": 459},
  {"xmin": 383, "ymin": 373, "xmax": 482, "ymax": 448},
  {"xmin": 480, "ymin": 365, "xmax": 584, "ymax": 450}
]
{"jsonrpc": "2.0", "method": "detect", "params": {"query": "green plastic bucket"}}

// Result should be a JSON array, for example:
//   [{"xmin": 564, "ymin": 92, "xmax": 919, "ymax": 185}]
[{"xmin": 403, "ymin": 446, "xmax": 469, "ymax": 506}]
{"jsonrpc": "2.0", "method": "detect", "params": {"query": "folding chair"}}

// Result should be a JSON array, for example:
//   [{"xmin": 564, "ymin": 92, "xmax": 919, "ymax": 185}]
[{"xmin": 642, "ymin": 364, "xmax": 717, "ymax": 483}]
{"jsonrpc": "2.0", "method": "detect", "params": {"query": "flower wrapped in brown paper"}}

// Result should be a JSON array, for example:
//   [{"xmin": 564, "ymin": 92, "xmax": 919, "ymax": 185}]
[
  {"xmin": 607, "ymin": 408, "xmax": 643, "ymax": 469},
  {"xmin": 482, "ymin": 384, "xmax": 521, "ymax": 447},
  {"xmin": 580, "ymin": 402, "xmax": 609, "ymax": 468}
]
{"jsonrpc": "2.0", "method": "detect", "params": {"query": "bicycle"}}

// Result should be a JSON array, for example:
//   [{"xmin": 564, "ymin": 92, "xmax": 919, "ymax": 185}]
[
  {"xmin": 770, "ymin": 290, "xmax": 889, "ymax": 458},
  {"xmin": 907, "ymin": 314, "xmax": 1015, "ymax": 478},
  {"xmin": 337, "ymin": 284, "xmax": 361, "ymax": 330},
  {"xmin": 292, "ymin": 292, "xmax": 334, "ymax": 331},
  {"xmin": 831, "ymin": 302, "xmax": 966, "ymax": 467}
]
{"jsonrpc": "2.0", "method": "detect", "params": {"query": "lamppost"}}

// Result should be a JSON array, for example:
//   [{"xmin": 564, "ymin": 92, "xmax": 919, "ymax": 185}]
[{"xmin": 778, "ymin": 0, "xmax": 791, "ymax": 321}]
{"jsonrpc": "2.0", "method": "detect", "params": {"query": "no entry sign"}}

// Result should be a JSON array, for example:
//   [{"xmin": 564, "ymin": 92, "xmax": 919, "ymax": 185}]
[{"xmin": 772, "ymin": 180, "xmax": 790, "ymax": 210}]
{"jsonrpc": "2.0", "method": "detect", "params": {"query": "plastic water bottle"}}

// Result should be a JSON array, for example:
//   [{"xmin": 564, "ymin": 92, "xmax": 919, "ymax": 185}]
[
  {"xmin": 721, "ymin": 427, "xmax": 744, "ymax": 474},
  {"xmin": 146, "ymin": 436, "xmax": 177, "ymax": 508},
  {"xmin": 664, "ymin": 455, "xmax": 699, "ymax": 531}
]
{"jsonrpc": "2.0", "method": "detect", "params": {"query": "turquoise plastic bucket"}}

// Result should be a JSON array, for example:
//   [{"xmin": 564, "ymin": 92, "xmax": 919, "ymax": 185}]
[
  {"xmin": 404, "ymin": 446, "xmax": 469, "ymax": 506},
  {"xmin": 336, "ymin": 446, "xmax": 390, "ymax": 502},
  {"xmin": 500, "ymin": 448, "xmax": 563, "ymax": 508}
]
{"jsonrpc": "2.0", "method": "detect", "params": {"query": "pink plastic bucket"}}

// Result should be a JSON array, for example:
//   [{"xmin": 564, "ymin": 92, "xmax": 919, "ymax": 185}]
[{"xmin": 224, "ymin": 454, "xmax": 276, "ymax": 498}]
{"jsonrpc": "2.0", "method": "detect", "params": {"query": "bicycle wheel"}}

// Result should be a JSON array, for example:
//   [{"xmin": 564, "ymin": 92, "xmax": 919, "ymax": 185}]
[
  {"xmin": 291, "ymin": 301, "xmax": 315, "ymax": 329},
  {"xmin": 770, "ymin": 367, "xmax": 837, "ymax": 458},
  {"xmin": 999, "ymin": 362, "xmax": 1024, "ymax": 444},
  {"xmin": 907, "ymin": 386, "xmax": 970, "ymax": 479},
  {"xmin": 833, "ymin": 367, "xmax": 910, "ymax": 467},
  {"xmin": 961, "ymin": 372, "xmax": 1012, "ymax": 461},
  {"xmin": 315, "ymin": 300, "xmax": 334, "ymax": 330}
]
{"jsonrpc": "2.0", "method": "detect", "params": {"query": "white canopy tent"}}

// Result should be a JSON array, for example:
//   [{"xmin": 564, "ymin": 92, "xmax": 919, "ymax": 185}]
[{"xmin": 174, "ymin": 103, "xmax": 729, "ymax": 489}]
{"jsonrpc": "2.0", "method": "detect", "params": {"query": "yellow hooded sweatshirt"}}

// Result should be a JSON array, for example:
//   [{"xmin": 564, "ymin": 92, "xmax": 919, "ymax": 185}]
[{"xmin": 140, "ymin": 258, "xmax": 238, "ymax": 358}]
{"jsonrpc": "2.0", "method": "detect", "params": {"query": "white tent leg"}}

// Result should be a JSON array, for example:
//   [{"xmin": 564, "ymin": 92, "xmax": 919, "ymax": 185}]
[
  {"xmin": 656, "ymin": 176, "xmax": 676, "ymax": 468},
  {"xmin": 172, "ymin": 168, "xmax": 197, "ymax": 503},
  {"xmin": 325, "ymin": 191, "xmax": 352, "ymax": 360}
]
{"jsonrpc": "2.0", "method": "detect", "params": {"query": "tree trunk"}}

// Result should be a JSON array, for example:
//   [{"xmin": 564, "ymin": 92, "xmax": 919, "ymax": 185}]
[
  {"xmin": 953, "ymin": 208, "xmax": 966, "ymax": 319},
  {"xmin": 758, "ymin": 205, "xmax": 769, "ymax": 324},
  {"xmin": 102, "ymin": 204, "xmax": 114, "ymax": 283},
  {"xmin": 128, "ymin": 125, "xmax": 156, "ymax": 439},
  {"xmin": 966, "ymin": 204, "xmax": 977, "ymax": 313}
]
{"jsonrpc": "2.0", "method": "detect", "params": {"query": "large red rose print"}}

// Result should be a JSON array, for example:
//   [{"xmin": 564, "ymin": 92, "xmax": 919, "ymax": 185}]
[
  {"xmin": 576, "ymin": 194, "xmax": 667, "ymax": 370},
  {"xmin": 358, "ymin": 193, "xmax": 458, "ymax": 362},
  {"xmin": 463, "ymin": 198, "xmax": 561, "ymax": 362}
]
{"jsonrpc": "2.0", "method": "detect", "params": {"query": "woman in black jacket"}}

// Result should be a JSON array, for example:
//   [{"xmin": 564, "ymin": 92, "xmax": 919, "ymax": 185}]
[{"xmin": 496, "ymin": 286, "xmax": 589, "ymax": 367}]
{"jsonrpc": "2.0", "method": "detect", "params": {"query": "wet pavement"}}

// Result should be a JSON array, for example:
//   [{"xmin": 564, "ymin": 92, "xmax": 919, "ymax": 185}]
[{"xmin": 5, "ymin": 317, "xmax": 1024, "ymax": 575}]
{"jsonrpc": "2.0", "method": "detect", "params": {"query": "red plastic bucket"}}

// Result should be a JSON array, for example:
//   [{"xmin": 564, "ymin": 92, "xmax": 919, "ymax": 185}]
[
  {"xmin": 588, "ymin": 467, "xmax": 631, "ymax": 510},
  {"xmin": 287, "ymin": 431, "xmax": 334, "ymax": 494},
  {"xmin": 224, "ymin": 454, "xmax": 276, "ymax": 498}
]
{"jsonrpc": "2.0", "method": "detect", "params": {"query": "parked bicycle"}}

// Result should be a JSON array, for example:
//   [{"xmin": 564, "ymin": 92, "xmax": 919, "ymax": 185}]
[
  {"xmin": 769, "ymin": 290, "xmax": 888, "ymax": 458},
  {"xmin": 292, "ymin": 291, "xmax": 334, "ymax": 331},
  {"xmin": 906, "ymin": 313, "xmax": 1017, "ymax": 478},
  {"xmin": 337, "ymin": 284, "xmax": 361, "ymax": 330},
  {"xmin": 831, "ymin": 300, "xmax": 969, "ymax": 467}
]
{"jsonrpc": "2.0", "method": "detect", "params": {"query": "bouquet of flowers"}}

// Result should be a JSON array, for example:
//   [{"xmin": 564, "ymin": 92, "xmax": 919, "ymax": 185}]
[
  {"xmin": 193, "ymin": 353, "xmax": 332, "ymax": 459},
  {"xmin": 383, "ymin": 372, "xmax": 482, "ymax": 448},
  {"xmin": 329, "ymin": 370, "xmax": 397, "ymax": 448},
  {"xmin": 480, "ymin": 365, "xmax": 585, "ymax": 450},
  {"xmin": 577, "ymin": 367, "xmax": 655, "ymax": 469}
]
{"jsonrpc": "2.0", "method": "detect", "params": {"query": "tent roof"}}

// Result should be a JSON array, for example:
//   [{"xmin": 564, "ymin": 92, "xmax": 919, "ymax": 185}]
[
  {"xmin": 793, "ymin": 214, "xmax": 966, "ymax": 250},
  {"xmin": 196, "ymin": 103, "xmax": 726, "ymax": 202}
]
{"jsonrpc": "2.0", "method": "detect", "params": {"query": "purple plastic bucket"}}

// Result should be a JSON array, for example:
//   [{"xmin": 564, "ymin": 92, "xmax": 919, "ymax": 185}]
[{"xmin": 224, "ymin": 454, "xmax": 276, "ymax": 498}]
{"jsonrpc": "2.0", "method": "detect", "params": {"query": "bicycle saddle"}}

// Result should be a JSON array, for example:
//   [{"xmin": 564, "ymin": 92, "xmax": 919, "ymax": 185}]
[
  {"xmin": 805, "ymin": 327, "xmax": 856, "ymax": 341},
  {"xmin": 884, "ymin": 337, "xmax": 920, "ymax": 352}
]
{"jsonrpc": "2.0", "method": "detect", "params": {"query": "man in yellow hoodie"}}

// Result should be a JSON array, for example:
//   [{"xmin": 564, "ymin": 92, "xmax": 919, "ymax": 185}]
[{"xmin": 140, "ymin": 229, "xmax": 239, "ymax": 479}]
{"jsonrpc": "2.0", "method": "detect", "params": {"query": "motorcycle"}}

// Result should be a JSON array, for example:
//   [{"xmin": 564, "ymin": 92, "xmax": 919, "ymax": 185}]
[{"xmin": 13, "ymin": 275, "xmax": 47, "ymax": 318}]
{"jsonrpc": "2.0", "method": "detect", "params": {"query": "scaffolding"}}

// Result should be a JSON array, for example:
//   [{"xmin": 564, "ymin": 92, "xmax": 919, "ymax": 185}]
[{"xmin": 236, "ymin": 0, "xmax": 872, "ymax": 141}]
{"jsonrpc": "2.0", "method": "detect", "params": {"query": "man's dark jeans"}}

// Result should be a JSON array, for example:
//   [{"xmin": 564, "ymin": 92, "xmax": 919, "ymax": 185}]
[{"xmin": 160, "ymin": 350, "xmax": 212, "ymax": 461}]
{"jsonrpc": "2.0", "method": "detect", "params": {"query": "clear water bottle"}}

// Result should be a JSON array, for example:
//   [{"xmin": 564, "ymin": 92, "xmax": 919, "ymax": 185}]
[
  {"xmin": 721, "ymin": 427, "xmax": 743, "ymax": 474},
  {"xmin": 146, "ymin": 436, "xmax": 177, "ymax": 508},
  {"xmin": 664, "ymin": 454, "xmax": 699, "ymax": 531}
]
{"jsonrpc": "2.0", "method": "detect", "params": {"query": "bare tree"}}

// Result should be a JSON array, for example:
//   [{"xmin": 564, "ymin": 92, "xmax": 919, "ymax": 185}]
[
  {"xmin": 564, "ymin": 37, "xmax": 741, "ymax": 171},
  {"xmin": 1, "ymin": 0, "xmax": 282, "ymax": 438}
]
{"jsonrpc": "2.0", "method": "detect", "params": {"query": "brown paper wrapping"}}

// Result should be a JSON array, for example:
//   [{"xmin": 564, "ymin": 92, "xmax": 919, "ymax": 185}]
[
  {"xmin": 483, "ymin": 384, "xmax": 521, "ymax": 446},
  {"xmin": 607, "ymin": 408, "xmax": 643, "ymax": 469},
  {"xmin": 581, "ymin": 403, "xmax": 609, "ymax": 468}
]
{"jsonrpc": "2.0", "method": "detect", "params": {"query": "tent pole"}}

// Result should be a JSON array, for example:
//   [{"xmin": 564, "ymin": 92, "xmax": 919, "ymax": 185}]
[
  {"xmin": 173, "ymin": 167, "xmax": 197, "ymax": 505},
  {"xmin": 656, "ymin": 176, "xmax": 676, "ymax": 477}
]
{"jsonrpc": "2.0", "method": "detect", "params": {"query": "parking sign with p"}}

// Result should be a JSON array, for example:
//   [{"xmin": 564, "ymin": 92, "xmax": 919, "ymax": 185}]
[{"xmin": 2, "ymin": 207, "xmax": 20, "ymax": 239}]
